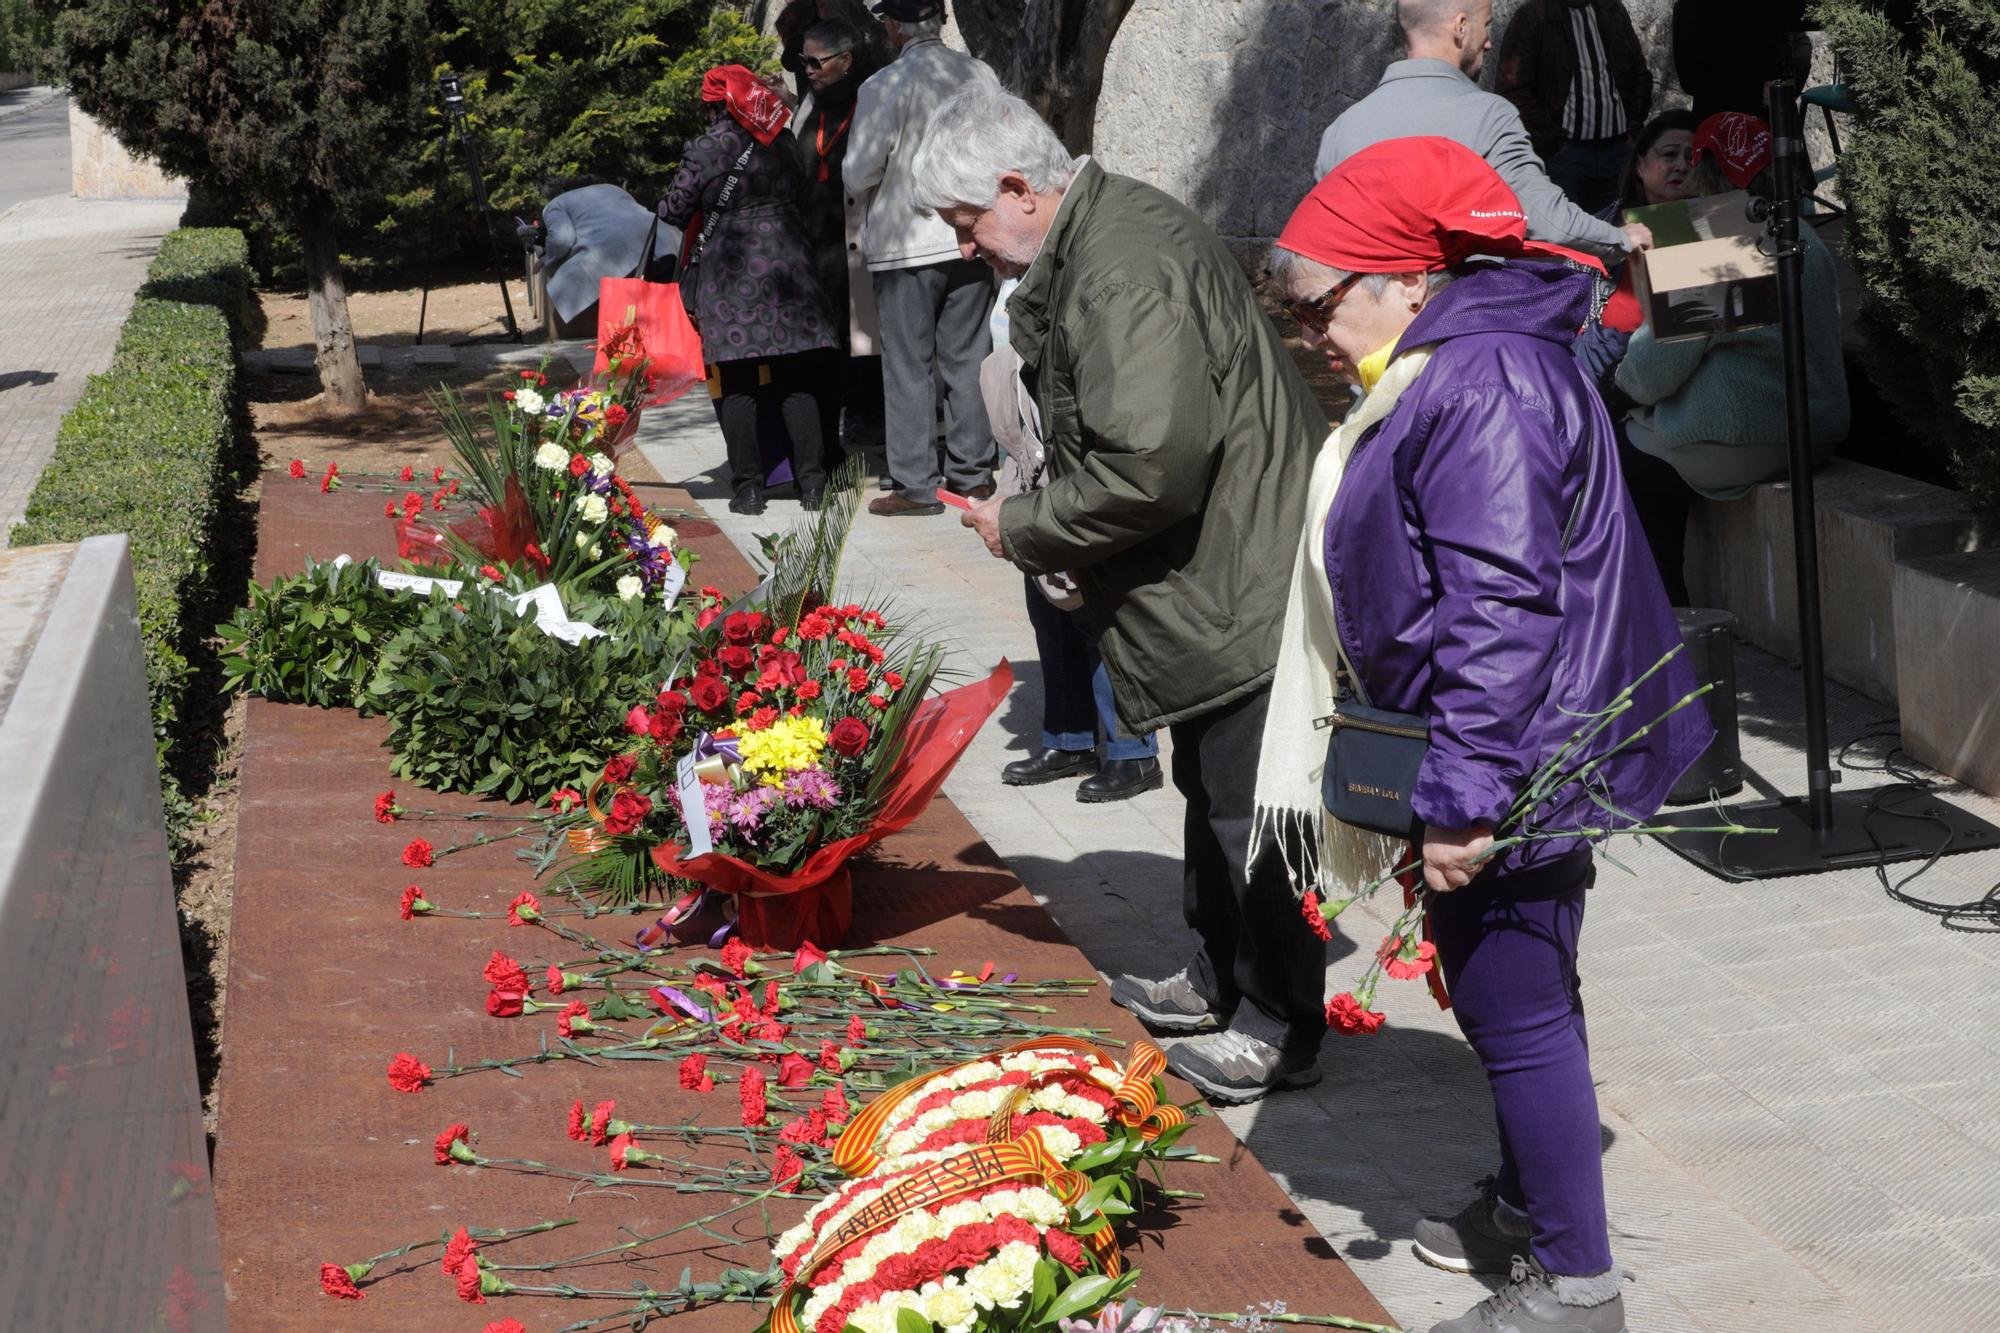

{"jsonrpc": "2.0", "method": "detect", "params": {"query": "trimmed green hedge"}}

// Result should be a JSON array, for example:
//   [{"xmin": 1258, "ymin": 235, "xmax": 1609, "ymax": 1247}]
[{"xmin": 9, "ymin": 227, "xmax": 249, "ymax": 787}]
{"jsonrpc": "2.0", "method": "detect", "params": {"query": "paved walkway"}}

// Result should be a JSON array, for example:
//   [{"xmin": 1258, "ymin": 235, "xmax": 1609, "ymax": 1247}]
[
  {"xmin": 0, "ymin": 91, "xmax": 186, "ymax": 532},
  {"xmin": 633, "ymin": 390, "xmax": 2000, "ymax": 1332}
]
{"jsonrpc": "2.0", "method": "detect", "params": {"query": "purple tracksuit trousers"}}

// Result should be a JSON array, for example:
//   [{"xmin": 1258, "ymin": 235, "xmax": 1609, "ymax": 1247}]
[{"xmin": 1427, "ymin": 850, "xmax": 1614, "ymax": 1278}]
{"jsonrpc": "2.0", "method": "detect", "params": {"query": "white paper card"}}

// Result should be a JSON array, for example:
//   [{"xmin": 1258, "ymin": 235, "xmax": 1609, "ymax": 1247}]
[
  {"xmin": 674, "ymin": 754, "xmax": 713, "ymax": 857},
  {"xmin": 658, "ymin": 559, "xmax": 689, "ymax": 611},
  {"xmin": 376, "ymin": 569, "xmax": 464, "ymax": 598}
]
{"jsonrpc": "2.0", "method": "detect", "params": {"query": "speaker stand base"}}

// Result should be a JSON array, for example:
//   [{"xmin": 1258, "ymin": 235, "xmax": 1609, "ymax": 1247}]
[{"xmin": 1653, "ymin": 788, "xmax": 2000, "ymax": 880}]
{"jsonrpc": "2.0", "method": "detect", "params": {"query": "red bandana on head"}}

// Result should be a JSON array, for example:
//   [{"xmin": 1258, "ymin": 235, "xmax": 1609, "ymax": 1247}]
[
  {"xmin": 1279, "ymin": 137, "xmax": 1605, "ymax": 275},
  {"xmin": 1692, "ymin": 112, "xmax": 1772, "ymax": 190},
  {"xmin": 701, "ymin": 65, "xmax": 790, "ymax": 146}
]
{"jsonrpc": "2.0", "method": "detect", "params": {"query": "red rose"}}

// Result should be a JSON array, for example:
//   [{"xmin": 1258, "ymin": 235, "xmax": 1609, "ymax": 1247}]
[
  {"xmin": 441, "ymin": 1227, "xmax": 478, "ymax": 1277},
  {"xmin": 622, "ymin": 704, "xmax": 653, "ymax": 735},
  {"xmin": 602, "ymin": 789, "xmax": 653, "ymax": 836},
  {"xmin": 679, "ymin": 1054, "xmax": 714, "ymax": 1092},
  {"xmin": 718, "ymin": 644, "xmax": 754, "ymax": 675},
  {"xmin": 828, "ymin": 717, "xmax": 871, "ymax": 758},
  {"xmin": 546, "ymin": 787, "xmax": 583, "ymax": 812},
  {"xmin": 602, "ymin": 753, "xmax": 637, "ymax": 784},
  {"xmin": 506, "ymin": 891, "xmax": 541, "ymax": 926},
  {"xmin": 455, "ymin": 1261, "xmax": 485, "ymax": 1304},
  {"xmin": 400, "ymin": 838, "xmax": 433, "ymax": 868},
  {"xmin": 386, "ymin": 1052, "xmax": 431, "ymax": 1093},
  {"xmin": 1301, "ymin": 892, "xmax": 1334, "ymax": 942},
  {"xmin": 568, "ymin": 453, "xmax": 589, "ymax": 477},
  {"xmin": 591, "ymin": 1099, "xmax": 616, "ymax": 1145},
  {"xmin": 792, "ymin": 942, "xmax": 827, "ymax": 973},
  {"xmin": 656, "ymin": 689, "xmax": 689, "ymax": 715},
  {"xmin": 433, "ymin": 1123, "xmax": 471, "ymax": 1165},
  {"xmin": 398, "ymin": 884, "xmax": 428, "ymax": 920},
  {"xmin": 373, "ymin": 790, "xmax": 397, "ymax": 823},
  {"xmin": 820, "ymin": 1086, "xmax": 850, "ymax": 1124},
  {"xmin": 288, "ymin": 458, "xmax": 307, "ymax": 479},
  {"xmin": 777, "ymin": 1053, "xmax": 815, "ymax": 1088},
  {"xmin": 722, "ymin": 611, "xmax": 763, "ymax": 645},
  {"xmin": 482, "ymin": 951, "xmax": 528, "ymax": 991},
  {"xmin": 486, "ymin": 989, "xmax": 525, "ymax": 1018},
  {"xmin": 557, "ymin": 1001, "xmax": 590, "ymax": 1039},
  {"xmin": 567, "ymin": 1099, "xmax": 587, "ymax": 1141},
  {"xmin": 318, "ymin": 1263, "xmax": 364, "ymax": 1299},
  {"xmin": 1325, "ymin": 992, "xmax": 1386, "ymax": 1035},
  {"xmin": 739, "ymin": 1066, "xmax": 768, "ymax": 1127},
  {"xmin": 771, "ymin": 1144, "xmax": 804, "ymax": 1193},
  {"xmin": 689, "ymin": 675, "xmax": 729, "ymax": 711},
  {"xmin": 720, "ymin": 937, "xmax": 753, "ymax": 977},
  {"xmin": 648, "ymin": 710, "xmax": 684, "ymax": 745},
  {"xmin": 695, "ymin": 606, "xmax": 721, "ymax": 630},
  {"xmin": 1045, "ymin": 1227, "xmax": 1087, "ymax": 1272}
]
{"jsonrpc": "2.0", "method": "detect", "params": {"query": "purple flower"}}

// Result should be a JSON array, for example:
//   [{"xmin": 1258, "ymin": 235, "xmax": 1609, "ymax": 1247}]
[
  {"xmin": 729, "ymin": 786, "xmax": 781, "ymax": 838},
  {"xmin": 781, "ymin": 768, "xmax": 842, "ymax": 811}
]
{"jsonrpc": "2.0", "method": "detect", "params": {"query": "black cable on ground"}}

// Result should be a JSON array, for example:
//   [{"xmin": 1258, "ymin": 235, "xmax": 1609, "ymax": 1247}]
[{"xmin": 1837, "ymin": 723, "xmax": 2000, "ymax": 933}]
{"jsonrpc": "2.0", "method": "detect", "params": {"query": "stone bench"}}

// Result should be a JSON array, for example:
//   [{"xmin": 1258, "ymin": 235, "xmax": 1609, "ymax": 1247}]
[{"xmin": 1895, "ymin": 550, "xmax": 2000, "ymax": 795}]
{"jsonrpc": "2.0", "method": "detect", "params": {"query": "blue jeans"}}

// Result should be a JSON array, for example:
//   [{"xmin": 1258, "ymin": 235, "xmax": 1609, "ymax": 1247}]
[
  {"xmin": 1547, "ymin": 136, "xmax": 1629, "ymax": 216},
  {"xmin": 1022, "ymin": 578, "xmax": 1156, "ymax": 762}
]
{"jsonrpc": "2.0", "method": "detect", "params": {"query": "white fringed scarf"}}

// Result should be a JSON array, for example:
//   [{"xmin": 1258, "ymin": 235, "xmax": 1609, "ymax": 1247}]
[{"xmin": 1250, "ymin": 346, "xmax": 1436, "ymax": 902}]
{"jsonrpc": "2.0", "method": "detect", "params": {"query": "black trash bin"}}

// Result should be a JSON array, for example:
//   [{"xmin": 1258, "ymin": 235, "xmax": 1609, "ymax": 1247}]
[{"xmin": 1669, "ymin": 607, "xmax": 1745, "ymax": 805}]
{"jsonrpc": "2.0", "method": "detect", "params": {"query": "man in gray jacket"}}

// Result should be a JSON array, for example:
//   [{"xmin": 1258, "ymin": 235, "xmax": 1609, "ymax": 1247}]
[
  {"xmin": 846, "ymin": 0, "xmax": 999, "ymax": 516},
  {"xmin": 1314, "ymin": 0, "xmax": 1648, "ymax": 262}
]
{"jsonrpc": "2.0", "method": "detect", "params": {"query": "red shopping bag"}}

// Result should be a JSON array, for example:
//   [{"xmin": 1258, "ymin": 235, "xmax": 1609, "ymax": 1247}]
[{"xmin": 595, "ymin": 276, "xmax": 705, "ymax": 407}]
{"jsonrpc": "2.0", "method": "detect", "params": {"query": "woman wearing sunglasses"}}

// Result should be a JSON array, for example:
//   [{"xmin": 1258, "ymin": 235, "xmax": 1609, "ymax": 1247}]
[{"xmin": 1255, "ymin": 136, "xmax": 1708, "ymax": 1333}]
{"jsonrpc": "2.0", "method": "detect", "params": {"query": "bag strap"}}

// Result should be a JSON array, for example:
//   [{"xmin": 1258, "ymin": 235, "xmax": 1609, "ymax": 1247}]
[
  {"xmin": 1334, "ymin": 431, "xmax": 1596, "ymax": 712},
  {"xmin": 687, "ymin": 141, "xmax": 757, "ymax": 263}
]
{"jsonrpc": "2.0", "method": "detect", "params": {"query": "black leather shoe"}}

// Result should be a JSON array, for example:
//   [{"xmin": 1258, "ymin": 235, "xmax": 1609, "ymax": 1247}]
[
  {"xmin": 1077, "ymin": 757, "xmax": 1163, "ymax": 803},
  {"xmin": 1000, "ymin": 748, "xmax": 1096, "ymax": 786},
  {"xmin": 800, "ymin": 489, "xmax": 825, "ymax": 512},
  {"xmin": 728, "ymin": 488, "xmax": 766, "ymax": 516}
]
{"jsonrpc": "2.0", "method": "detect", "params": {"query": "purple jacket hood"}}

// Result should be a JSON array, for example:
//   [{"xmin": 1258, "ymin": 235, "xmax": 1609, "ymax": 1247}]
[{"xmin": 1325, "ymin": 262, "xmax": 1710, "ymax": 875}]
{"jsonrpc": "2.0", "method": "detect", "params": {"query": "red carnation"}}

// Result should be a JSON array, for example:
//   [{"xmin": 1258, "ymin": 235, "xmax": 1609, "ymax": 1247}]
[
  {"xmin": 778, "ymin": 1053, "xmax": 815, "ymax": 1088},
  {"xmin": 383, "ymin": 500, "xmax": 397, "ymax": 517},
  {"xmin": 557, "ymin": 1001, "xmax": 590, "ymax": 1039},
  {"xmin": 455, "ymin": 1260, "xmax": 486, "ymax": 1304},
  {"xmin": 744, "ymin": 706, "xmax": 779, "ymax": 732},
  {"xmin": 486, "ymin": 989, "xmax": 525, "ymax": 1018},
  {"xmin": 477, "ymin": 564, "xmax": 501, "ymax": 581},
  {"xmin": 679, "ymin": 1054, "xmax": 714, "ymax": 1092},
  {"xmin": 1045, "ymin": 1226, "xmax": 1087, "ymax": 1272},
  {"xmin": 401, "ymin": 491, "xmax": 423, "ymax": 518},
  {"xmin": 482, "ymin": 1321, "xmax": 527, "ymax": 1333},
  {"xmin": 821, "ymin": 1086, "xmax": 850, "ymax": 1124},
  {"xmin": 1325, "ymin": 992, "xmax": 1386, "ymax": 1035},
  {"xmin": 373, "ymin": 790, "xmax": 398, "ymax": 823},
  {"xmin": 771, "ymin": 1144, "xmax": 804, "ymax": 1193},
  {"xmin": 568, "ymin": 453, "xmax": 589, "ymax": 477},
  {"xmin": 602, "ymin": 753, "xmax": 637, "ymax": 784},
  {"xmin": 546, "ymin": 964, "xmax": 566, "ymax": 994},
  {"xmin": 288, "ymin": 458, "xmax": 307, "ymax": 479},
  {"xmin": 827, "ymin": 717, "xmax": 870, "ymax": 758},
  {"xmin": 400, "ymin": 838, "xmax": 433, "ymax": 868},
  {"xmin": 779, "ymin": 1110, "xmax": 829, "ymax": 1147},
  {"xmin": 845, "ymin": 668, "xmax": 870, "ymax": 694},
  {"xmin": 506, "ymin": 891, "xmax": 541, "ymax": 926},
  {"xmin": 482, "ymin": 951, "xmax": 528, "ymax": 991},
  {"xmin": 818, "ymin": 1039, "xmax": 842, "ymax": 1073},
  {"xmin": 398, "ymin": 464, "xmax": 415, "ymax": 482},
  {"xmin": 567, "ymin": 1099, "xmax": 587, "ymax": 1141},
  {"xmin": 590, "ymin": 1099, "xmax": 616, "ymax": 1145},
  {"xmin": 546, "ymin": 787, "xmax": 584, "ymax": 812},
  {"xmin": 441, "ymin": 1227, "xmax": 477, "ymax": 1277},
  {"xmin": 689, "ymin": 675, "xmax": 729, "ymax": 711},
  {"xmin": 602, "ymin": 789, "xmax": 652, "ymax": 836},
  {"xmin": 846, "ymin": 1014, "xmax": 866, "ymax": 1045},
  {"xmin": 739, "ymin": 1067, "xmax": 768, "ymax": 1127},
  {"xmin": 433, "ymin": 1122, "xmax": 471, "ymax": 1165},
  {"xmin": 434, "ymin": 465, "xmax": 448, "ymax": 483},
  {"xmin": 1301, "ymin": 891, "xmax": 1334, "ymax": 942},
  {"xmin": 398, "ymin": 884, "xmax": 430, "ymax": 920},
  {"xmin": 867, "ymin": 693, "xmax": 889, "ymax": 710},
  {"xmin": 609, "ymin": 1131, "xmax": 638, "ymax": 1171},
  {"xmin": 386, "ymin": 1052, "xmax": 431, "ymax": 1093},
  {"xmin": 1384, "ymin": 939, "xmax": 1439, "ymax": 981},
  {"xmin": 796, "ymin": 680, "xmax": 822, "ymax": 702},
  {"xmin": 318, "ymin": 1262, "xmax": 364, "ymax": 1299},
  {"xmin": 884, "ymin": 670, "xmax": 904, "ymax": 690},
  {"xmin": 720, "ymin": 937, "xmax": 753, "ymax": 977}
]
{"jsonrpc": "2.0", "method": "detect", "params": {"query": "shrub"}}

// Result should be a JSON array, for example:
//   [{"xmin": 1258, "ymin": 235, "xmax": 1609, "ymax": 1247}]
[
  {"xmin": 1814, "ymin": 0, "xmax": 2000, "ymax": 510},
  {"xmin": 9, "ymin": 227, "xmax": 250, "ymax": 809}
]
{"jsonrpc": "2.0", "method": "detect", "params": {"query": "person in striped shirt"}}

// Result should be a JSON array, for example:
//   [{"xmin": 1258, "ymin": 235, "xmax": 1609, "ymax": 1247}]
[{"xmin": 1496, "ymin": 0, "xmax": 1654, "ymax": 214}]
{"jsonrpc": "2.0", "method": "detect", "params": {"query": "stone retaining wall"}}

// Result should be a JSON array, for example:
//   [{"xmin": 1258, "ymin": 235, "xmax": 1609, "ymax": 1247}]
[{"xmin": 70, "ymin": 105, "xmax": 185, "ymax": 201}]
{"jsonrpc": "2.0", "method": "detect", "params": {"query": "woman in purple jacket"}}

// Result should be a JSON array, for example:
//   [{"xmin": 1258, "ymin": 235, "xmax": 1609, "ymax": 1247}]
[{"xmin": 1258, "ymin": 138, "xmax": 1709, "ymax": 1333}]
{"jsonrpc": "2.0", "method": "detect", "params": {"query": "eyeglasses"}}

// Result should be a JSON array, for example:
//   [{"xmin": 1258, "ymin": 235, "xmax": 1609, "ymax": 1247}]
[
  {"xmin": 801, "ymin": 51, "xmax": 850, "ymax": 71},
  {"xmin": 1279, "ymin": 271, "xmax": 1365, "ymax": 335}
]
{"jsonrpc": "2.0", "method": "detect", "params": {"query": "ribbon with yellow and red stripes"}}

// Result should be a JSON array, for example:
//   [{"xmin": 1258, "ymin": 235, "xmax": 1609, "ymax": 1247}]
[
  {"xmin": 834, "ymin": 1036, "xmax": 1184, "ymax": 1179},
  {"xmin": 769, "ymin": 1131, "xmax": 1116, "ymax": 1333}
]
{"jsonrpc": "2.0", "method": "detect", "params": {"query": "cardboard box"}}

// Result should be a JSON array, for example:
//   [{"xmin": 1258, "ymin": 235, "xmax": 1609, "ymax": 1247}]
[{"xmin": 1627, "ymin": 190, "xmax": 1779, "ymax": 342}]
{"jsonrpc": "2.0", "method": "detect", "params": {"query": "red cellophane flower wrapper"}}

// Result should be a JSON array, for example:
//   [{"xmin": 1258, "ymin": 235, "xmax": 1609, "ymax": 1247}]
[
  {"xmin": 392, "ymin": 473, "xmax": 541, "ymax": 569},
  {"xmin": 649, "ymin": 662, "xmax": 1012, "ymax": 950}
]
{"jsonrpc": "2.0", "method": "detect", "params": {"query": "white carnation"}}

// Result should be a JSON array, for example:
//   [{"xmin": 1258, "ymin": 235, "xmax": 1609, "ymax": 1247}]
[
  {"xmin": 533, "ymin": 441, "xmax": 569, "ymax": 471},
  {"xmin": 575, "ymin": 531, "xmax": 592, "ymax": 550},
  {"xmin": 925, "ymin": 1280, "xmax": 979, "ymax": 1333},
  {"xmin": 515, "ymin": 387, "xmax": 546, "ymax": 415},
  {"xmin": 575, "ymin": 492, "xmax": 609, "ymax": 524},
  {"xmin": 589, "ymin": 452, "xmax": 613, "ymax": 477},
  {"xmin": 616, "ymin": 574, "xmax": 642, "ymax": 601}
]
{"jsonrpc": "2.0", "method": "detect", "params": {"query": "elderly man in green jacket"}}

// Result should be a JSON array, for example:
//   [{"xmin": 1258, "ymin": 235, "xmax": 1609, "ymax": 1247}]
[{"xmin": 911, "ymin": 84, "xmax": 1330, "ymax": 1104}]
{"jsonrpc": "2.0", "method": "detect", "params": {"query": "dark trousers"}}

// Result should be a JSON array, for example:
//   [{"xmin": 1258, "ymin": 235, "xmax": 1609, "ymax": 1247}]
[
  {"xmin": 1430, "ymin": 854, "xmax": 1612, "ymax": 1278},
  {"xmin": 1616, "ymin": 424, "xmax": 1698, "ymax": 605},
  {"xmin": 1022, "ymin": 578, "xmax": 1156, "ymax": 762},
  {"xmin": 875, "ymin": 258, "xmax": 996, "ymax": 503},
  {"xmin": 1548, "ymin": 136, "xmax": 1629, "ymax": 215},
  {"xmin": 714, "ymin": 352, "xmax": 828, "ymax": 498},
  {"xmin": 1171, "ymin": 686, "xmax": 1326, "ymax": 1054}
]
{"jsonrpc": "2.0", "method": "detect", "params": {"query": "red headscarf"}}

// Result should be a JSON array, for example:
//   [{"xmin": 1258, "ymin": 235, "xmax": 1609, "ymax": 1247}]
[
  {"xmin": 1279, "ymin": 137, "xmax": 1606, "ymax": 276},
  {"xmin": 701, "ymin": 65, "xmax": 790, "ymax": 146},
  {"xmin": 1692, "ymin": 112, "xmax": 1772, "ymax": 190}
]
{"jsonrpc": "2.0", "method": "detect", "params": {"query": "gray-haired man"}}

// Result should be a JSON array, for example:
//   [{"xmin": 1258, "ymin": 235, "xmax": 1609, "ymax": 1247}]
[{"xmin": 911, "ymin": 85, "xmax": 1333, "ymax": 1104}]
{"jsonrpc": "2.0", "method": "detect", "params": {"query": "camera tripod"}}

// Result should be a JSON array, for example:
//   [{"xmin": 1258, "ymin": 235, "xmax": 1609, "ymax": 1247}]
[{"xmin": 416, "ymin": 71, "xmax": 521, "ymax": 346}]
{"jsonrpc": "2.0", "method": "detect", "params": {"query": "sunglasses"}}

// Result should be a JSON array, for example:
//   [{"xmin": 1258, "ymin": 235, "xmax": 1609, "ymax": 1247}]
[
  {"xmin": 1279, "ymin": 271, "xmax": 1365, "ymax": 335},
  {"xmin": 801, "ymin": 51, "xmax": 851, "ymax": 71}
]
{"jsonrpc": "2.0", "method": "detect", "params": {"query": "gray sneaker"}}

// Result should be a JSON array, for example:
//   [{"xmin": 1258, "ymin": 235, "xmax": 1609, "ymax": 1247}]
[
  {"xmin": 1164, "ymin": 1029, "xmax": 1320, "ymax": 1104},
  {"xmin": 1430, "ymin": 1257, "xmax": 1626, "ymax": 1333},
  {"xmin": 1109, "ymin": 969, "xmax": 1221, "ymax": 1032},
  {"xmin": 1413, "ymin": 1175, "xmax": 1532, "ymax": 1275}
]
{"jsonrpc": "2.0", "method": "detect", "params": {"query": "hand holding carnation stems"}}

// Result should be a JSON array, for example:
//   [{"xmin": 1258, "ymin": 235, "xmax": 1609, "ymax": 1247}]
[{"xmin": 1309, "ymin": 648, "xmax": 1774, "ymax": 1033}]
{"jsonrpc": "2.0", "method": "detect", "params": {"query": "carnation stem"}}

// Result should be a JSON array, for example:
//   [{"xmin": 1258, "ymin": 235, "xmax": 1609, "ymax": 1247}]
[
  {"xmin": 1166, "ymin": 1311, "xmax": 1403, "ymax": 1332},
  {"xmin": 484, "ymin": 1189, "xmax": 784, "ymax": 1272}
]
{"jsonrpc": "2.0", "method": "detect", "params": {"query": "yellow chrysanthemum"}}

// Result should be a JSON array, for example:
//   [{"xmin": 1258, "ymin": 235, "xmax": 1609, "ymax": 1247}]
[{"xmin": 737, "ymin": 714, "xmax": 828, "ymax": 784}]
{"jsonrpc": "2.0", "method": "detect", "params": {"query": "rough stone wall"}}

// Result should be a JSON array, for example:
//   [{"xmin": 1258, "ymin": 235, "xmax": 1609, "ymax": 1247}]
[
  {"xmin": 1090, "ymin": 0, "xmax": 1680, "ymax": 246},
  {"xmin": 69, "ymin": 106, "xmax": 184, "ymax": 201}
]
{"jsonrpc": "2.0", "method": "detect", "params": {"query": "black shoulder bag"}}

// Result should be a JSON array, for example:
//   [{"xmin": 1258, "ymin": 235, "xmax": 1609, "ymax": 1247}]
[
  {"xmin": 1319, "ymin": 446, "xmax": 1592, "ymax": 840},
  {"xmin": 677, "ymin": 140, "xmax": 756, "ymax": 325}
]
